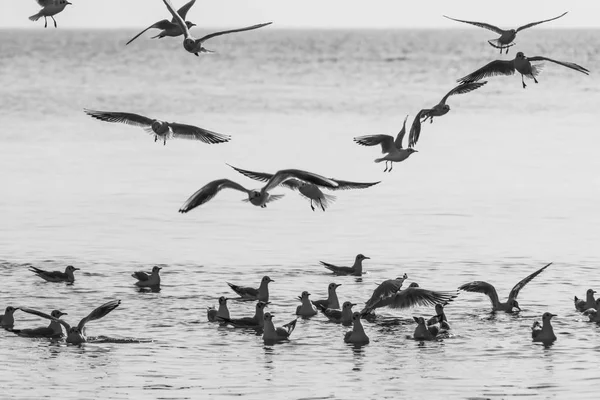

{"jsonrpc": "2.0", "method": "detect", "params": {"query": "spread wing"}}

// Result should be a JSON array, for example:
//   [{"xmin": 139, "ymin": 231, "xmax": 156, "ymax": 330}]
[
  {"xmin": 458, "ymin": 281, "xmax": 500, "ymax": 306},
  {"xmin": 169, "ymin": 123, "xmax": 231, "ymax": 144},
  {"xmin": 132, "ymin": 271, "xmax": 150, "ymax": 281},
  {"xmin": 198, "ymin": 22, "xmax": 273, "ymax": 43},
  {"xmin": 394, "ymin": 115, "xmax": 409, "ymax": 149},
  {"xmin": 408, "ymin": 110, "xmax": 426, "ymax": 148},
  {"xmin": 77, "ymin": 300, "xmax": 121, "ymax": 331},
  {"xmin": 226, "ymin": 165, "xmax": 301, "ymax": 190},
  {"xmin": 386, "ymin": 288, "xmax": 458, "ymax": 309},
  {"xmin": 508, "ymin": 262, "xmax": 552, "ymax": 301},
  {"xmin": 263, "ymin": 169, "xmax": 338, "ymax": 192},
  {"xmin": 84, "ymin": 109, "xmax": 154, "ymax": 128},
  {"xmin": 176, "ymin": 0, "xmax": 197, "ymax": 21},
  {"xmin": 353, "ymin": 134, "xmax": 396, "ymax": 153},
  {"xmin": 327, "ymin": 179, "xmax": 380, "ymax": 191},
  {"xmin": 457, "ymin": 60, "xmax": 515, "ymax": 84},
  {"xmin": 162, "ymin": 0, "xmax": 190, "ymax": 38},
  {"xmin": 179, "ymin": 179, "xmax": 249, "ymax": 213},
  {"xmin": 19, "ymin": 307, "xmax": 71, "ymax": 331},
  {"xmin": 440, "ymin": 81, "xmax": 488, "ymax": 105},
  {"xmin": 443, "ymin": 15, "xmax": 505, "ymax": 34},
  {"xmin": 516, "ymin": 12, "xmax": 568, "ymax": 32},
  {"xmin": 527, "ymin": 56, "xmax": 589, "ymax": 75},
  {"xmin": 126, "ymin": 20, "xmax": 173, "ymax": 45},
  {"xmin": 363, "ymin": 276, "xmax": 408, "ymax": 311}
]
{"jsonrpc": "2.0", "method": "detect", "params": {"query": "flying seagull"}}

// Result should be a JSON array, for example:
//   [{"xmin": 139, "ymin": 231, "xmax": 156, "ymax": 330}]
[
  {"xmin": 457, "ymin": 52, "xmax": 589, "ymax": 89},
  {"xmin": 161, "ymin": 0, "xmax": 272, "ymax": 56},
  {"xmin": 126, "ymin": 0, "xmax": 197, "ymax": 45},
  {"xmin": 84, "ymin": 109, "xmax": 231, "ymax": 145},
  {"xmin": 227, "ymin": 164, "xmax": 380, "ymax": 211},
  {"xmin": 443, "ymin": 12, "xmax": 568, "ymax": 54},
  {"xmin": 29, "ymin": 0, "xmax": 71, "ymax": 28}
]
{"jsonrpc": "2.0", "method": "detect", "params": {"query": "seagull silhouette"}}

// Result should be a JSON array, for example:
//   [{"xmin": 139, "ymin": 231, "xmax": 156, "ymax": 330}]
[
  {"xmin": 126, "ymin": 0, "xmax": 197, "ymax": 45},
  {"xmin": 29, "ymin": 0, "xmax": 71, "ymax": 28}
]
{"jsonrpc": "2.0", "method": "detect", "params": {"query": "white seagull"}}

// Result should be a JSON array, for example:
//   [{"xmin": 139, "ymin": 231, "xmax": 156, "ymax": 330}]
[
  {"xmin": 227, "ymin": 164, "xmax": 380, "ymax": 211},
  {"xmin": 531, "ymin": 312, "xmax": 557, "ymax": 344},
  {"xmin": 458, "ymin": 52, "xmax": 589, "ymax": 89},
  {"xmin": 262, "ymin": 313, "xmax": 297, "ymax": 343},
  {"xmin": 574, "ymin": 289, "xmax": 596, "ymax": 312},
  {"xmin": 354, "ymin": 116, "xmax": 417, "ymax": 172},
  {"xmin": 320, "ymin": 254, "xmax": 370, "ymax": 276},
  {"xmin": 29, "ymin": 265, "xmax": 80, "ymax": 283},
  {"xmin": 132, "ymin": 266, "xmax": 161, "ymax": 287},
  {"xmin": 408, "ymin": 81, "xmax": 487, "ymax": 148},
  {"xmin": 126, "ymin": 0, "xmax": 197, "ymax": 45},
  {"xmin": 207, "ymin": 296, "xmax": 230, "ymax": 322},
  {"xmin": 29, "ymin": 0, "xmax": 71, "ymax": 28},
  {"xmin": 178, "ymin": 169, "xmax": 339, "ymax": 212},
  {"xmin": 84, "ymin": 109, "xmax": 231, "ymax": 146},
  {"xmin": 161, "ymin": 0, "xmax": 272, "ymax": 56},
  {"xmin": 344, "ymin": 312, "xmax": 370, "ymax": 345},
  {"xmin": 20, "ymin": 300, "xmax": 121, "ymax": 344},
  {"xmin": 444, "ymin": 12, "xmax": 568, "ymax": 54},
  {"xmin": 12, "ymin": 310, "xmax": 67, "ymax": 338},
  {"xmin": 226, "ymin": 276, "xmax": 273, "ymax": 303},
  {"xmin": 459, "ymin": 262, "xmax": 552, "ymax": 312}
]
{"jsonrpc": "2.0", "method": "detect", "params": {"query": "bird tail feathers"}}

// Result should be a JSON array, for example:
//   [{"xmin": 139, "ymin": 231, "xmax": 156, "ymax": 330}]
[{"xmin": 29, "ymin": 13, "xmax": 41, "ymax": 22}]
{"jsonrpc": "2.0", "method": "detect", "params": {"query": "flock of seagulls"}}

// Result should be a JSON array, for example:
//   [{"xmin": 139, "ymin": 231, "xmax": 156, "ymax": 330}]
[{"xmin": 8, "ymin": 1, "xmax": 595, "ymax": 349}]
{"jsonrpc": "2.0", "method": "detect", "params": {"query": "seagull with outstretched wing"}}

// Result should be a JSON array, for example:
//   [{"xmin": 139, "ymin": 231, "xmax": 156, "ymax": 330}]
[{"xmin": 126, "ymin": 0, "xmax": 197, "ymax": 45}]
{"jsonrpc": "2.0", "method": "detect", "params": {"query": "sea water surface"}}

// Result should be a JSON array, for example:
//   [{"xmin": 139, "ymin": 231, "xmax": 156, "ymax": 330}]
[{"xmin": 1, "ymin": 28, "xmax": 600, "ymax": 399}]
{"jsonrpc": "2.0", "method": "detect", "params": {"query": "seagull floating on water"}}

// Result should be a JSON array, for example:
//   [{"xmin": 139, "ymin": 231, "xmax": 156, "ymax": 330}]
[
  {"xmin": 296, "ymin": 291, "xmax": 318, "ymax": 317},
  {"xmin": 413, "ymin": 316, "xmax": 441, "ymax": 341},
  {"xmin": 458, "ymin": 52, "xmax": 589, "ymax": 89},
  {"xmin": 0, "ymin": 306, "xmax": 20, "ymax": 329},
  {"xmin": 126, "ymin": 0, "xmax": 197, "ymax": 45},
  {"xmin": 207, "ymin": 296, "xmax": 230, "ymax": 322},
  {"xmin": 574, "ymin": 289, "xmax": 596, "ymax": 312},
  {"xmin": 354, "ymin": 116, "xmax": 417, "ymax": 172},
  {"xmin": 263, "ymin": 313, "xmax": 297, "ymax": 343},
  {"xmin": 29, "ymin": 0, "xmax": 71, "ymax": 28},
  {"xmin": 316, "ymin": 301, "xmax": 356, "ymax": 326},
  {"xmin": 443, "ymin": 12, "xmax": 568, "ymax": 54},
  {"xmin": 12, "ymin": 310, "xmax": 67, "ymax": 338},
  {"xmin": 531, "ymin": 312, "xmax": 557, "ymax": 344},
  {"xmin": 427, "ymin": 304, "xmax": 450, "ymax": 331},
  {"xmin": 178, "ymin": 170, "xmax": 338, "ymax": 212},
  {"xmin": 132, "ymin": 266, "xmax": 161, "ymax": 287},
  {"xmin": 459, "ymin": 262, "xmax": 552, "ymax": 312},
  {"xmin": 84, "ymin": 109, "xmax": 231, "ymax": 146},
  {"xmin": 20, "ymin": 300, "xmax": 121, "ymax": 344},
  {"xmin": 226, "ymin": 276, "xmax": 273, "ymax": 302},
  {"xmin": 344, "ymin": 312, "xmax": 370, "ymax": 345},
  {"xmin": 29, "ymin": 265, "xmax": 79, "ymax": 283},
  {"xmin": 582, "ymin": 300, "xmax": 600, "ymax": 323},
  {"xmin": 218, "ymin": 301, "xmax": 269, "ymax": 329},
  {"xmin": 311, "ymin": 283, "xmax": 342, "ymax": 310},
  {"xmin": 320, "ymin": 254, "xmax": 370, "ymax": 276},
  {"xmin": 227, "ymin": 164, "xmax": 380, "ymax": 211},
  {"xmin": 408, "ymin": 82, "xmax": 487, "ymax": 148},
  {"xmin": 161, "ymin": 0, "xmax": 272, "ymax": 56}
]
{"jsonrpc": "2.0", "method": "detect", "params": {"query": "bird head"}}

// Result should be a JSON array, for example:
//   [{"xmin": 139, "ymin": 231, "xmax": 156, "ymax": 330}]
[
  {"xmin": 257, "ymin": 301, "xmax": 269, "ymax": 310},
  {"xmin": 5, "ymin": 306, "xmax": 18, "ymax": 314},
  {"xmin": 186, "ymin": 21, "xmax": 196, "ymax": 29},
  {"xmin": 263, "ymin": 312, "xmax": 273, "ymax": 321},
  {"xmin": 516, "ymin": 51, "xmax": 525, "ymax": 59},
  {"xmin": 329, "ymin": 282, "xmax": 342, "ymax": 291},
  {"xmin": 587, "ymin": 289, "xmax": 597, "ymax": 295},
  {"xmin": 542, "ymin": 312, "xmax": 557, "ymax": 321},
  {"xmin": 152, "ymin": 266, "xmax": 162, "ymax": 273},
  {"xmin": 66, "ymin": 265, "xmax": 80, "ymax": 272},
  {"xmin": 342, "ymin": 302, "xmax": 356, "ymax": 310},
  {"xmin": 352, "ymin": 312, "xmax": 362, "ymax": 322},
  {"xmin": 51, "ymin": 310, "xmax": 67, "ymax": 318},
  {"xmin": 511, "ymin": 300, "xmax": 521, "ymax": 311},
  {"xmin": 262, "ymin": 276, "xmax": 274, "ymax": 284},
  {"xmin": 357, "ymin": 254, "xmax": 370, "ymax": 261}
]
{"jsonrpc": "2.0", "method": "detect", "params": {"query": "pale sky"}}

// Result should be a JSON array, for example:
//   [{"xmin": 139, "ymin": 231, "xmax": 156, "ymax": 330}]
[{"xmin": 2, "ymin": 0, "xmax": 600, "ymax": 29}]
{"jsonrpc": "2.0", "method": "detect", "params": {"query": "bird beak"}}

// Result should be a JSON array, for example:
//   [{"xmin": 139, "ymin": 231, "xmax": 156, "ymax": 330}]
[
  {"xmin": 413, "ymin": 149, "xmax": 419, "ymax": 152},
  {"xmin": 269, "ymin": 279, "xmax": 275, "ymax": 283},
  {"xmin": 413, "ymin": 317, "xmax": 420, "ymax": 323},
  {"xmin": 351, "ymin": 303, "xmax": 357, "ymax": 307},
  {"xmin": 550, "ymin": 314, "xmax": 557, "ymax": 317},
  {"xmin": 364, "ymin": 256, "xmax": 370, "ymax": 260},
  {"xmin": 60, "ymin": 312, "xmax": 68, "ymax": 317},
  {"xmin": 73, "ymin": 267, "xmax": 80, "ymax": 270},
  {"xmin": 593, "ymin": 291, "xmax": 597, "ymax": 294},
  {"xmin": 335, "ymin": 284, "xmax": 342, "ymax": 288},
  {"xmin": 157, "ymin": 267, "xmax": 162, "ymax": 270}
]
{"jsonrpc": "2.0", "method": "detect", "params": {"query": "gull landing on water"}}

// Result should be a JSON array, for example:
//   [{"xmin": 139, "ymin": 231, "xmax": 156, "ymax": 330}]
[
  {"xmin": 354, "ymin": 115, "xmax": 417, "ymax": 172},
  {"xmin": 132, "ymin": 266, "xmax": 161, "ymax": 288},
  {"xmin": 408, "ymin": 81, "xmax": 487, "ymax": 148},
  {"xmin": 29, "ymin": 0, "xmax": 71, "ymax": 28},
  {"xmin": 126, "ymin": 0, "xmax": 197, "ymax": 45},
  {"xmin": 227, "ymin": 276, "xmax": 273, "ymax": 302},
  {"xmin": 29, "ymin": 265, "xmax": 79, "ymax": 283},
  {"xmin": 227, "ymin": 164, "xmax": 380, "ymax": 211},
  {"xmin": 178, "ymin": 169, "xmax": 339, "ymax": 212},
  {"xmin": 161, "ymin": 0, "xmax": 272, "ymax": 56},
  {"xmin": 531, "ymin": 312, "xmax": 557, "ymax": 344},
  {"xmin": 12, "ymin": 310, "xmax": 67, "ymax": 338},
  {"xmin": 320, "ymin": 254, "xmax": 370, "ymax": 276},
  {"xmin": 20, "ymin": 300, "xmax": 121, "ymax": 344},
  {"xmin": 84, "ymin": 109, "xmax": 231, "ymax": 146},
  {"xmin": 263, "ymin": 313, "xmax": 297, "ymax": 344},
  {"xmin": 458, "ymin": 52, "xmax": 589, "ymax": 89},
  {"xmin": 443, "ymin": 12, "xmax": 568, "ymax": 54},
  {"xmin": 459, "ymin": 262, "xmax": 552, "ymax": 313}
]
